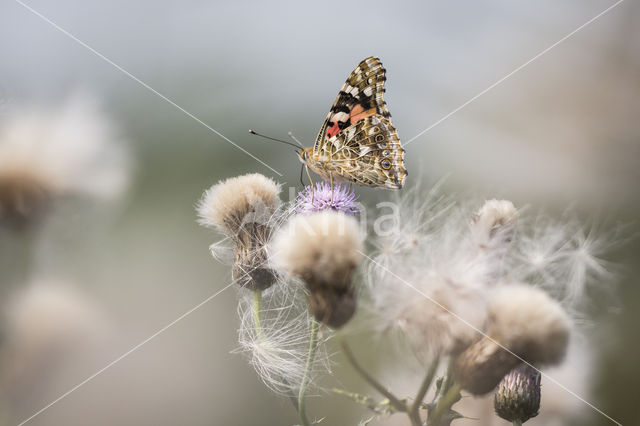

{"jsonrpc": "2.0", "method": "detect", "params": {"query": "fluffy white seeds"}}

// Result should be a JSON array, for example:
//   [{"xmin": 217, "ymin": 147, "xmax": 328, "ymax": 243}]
[
  {"xmin": 365, "ymin": 186, "xmax": 495, "ymax": 358},
  {"xmin": 512, "ymin": 217, "xmax": 616, "ymax": 309},
  {"xmin": 471, "ymin": 199, "xmax": 518, "ymax": 248},
  {"xmin": 236, "ymin": 283, "xmax": 331, "ymax": 395},
  {"xmin": 271, "ymin": 211, "xmax": 364, "ymax": 327},
  {"xmin": 271, "ymin": 211, "xmax": 363, "ymax": 287},
  {"xmin": 197, "ymin": 173, "xmax": 281, "ymax": 233},
  {"xmin": 197, "ymin": 173, "xmax": 283, "ymax": 290},
  {"xmin": 454, "ymin": 284, "xmax": 571, "ymax": 395},
  {"xmin": 488, "ymin": 284, "xmax": 571, "ymax": 365}
]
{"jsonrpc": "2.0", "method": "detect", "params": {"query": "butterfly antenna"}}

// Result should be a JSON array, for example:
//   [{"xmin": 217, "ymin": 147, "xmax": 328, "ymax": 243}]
[
  {"xmin": 287, "ymin": 131, "xmax": 304, "ymax": 148},
  {"xmin": 249, "ymin": 129, "xmax": 301, "ymax": 151}
]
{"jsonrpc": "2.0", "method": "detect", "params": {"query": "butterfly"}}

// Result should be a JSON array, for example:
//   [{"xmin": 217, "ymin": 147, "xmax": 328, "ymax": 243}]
[{"xmin": 298, "ymin": 57, "xmax": 407, "ymax": 189}]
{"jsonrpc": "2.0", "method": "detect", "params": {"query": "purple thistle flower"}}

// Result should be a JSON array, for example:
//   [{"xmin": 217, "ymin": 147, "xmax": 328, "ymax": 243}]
[{"xmin": 296, "ymin": 182, "xmax": 361, "ymax": 216}]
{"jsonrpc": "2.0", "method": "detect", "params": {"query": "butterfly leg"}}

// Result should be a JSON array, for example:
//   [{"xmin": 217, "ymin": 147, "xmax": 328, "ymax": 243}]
[
  {"xmin": 305, "ymin": 164, "xmax": 315, "ymax": 203},
  {"xmin": 330, "ymin": 172, "xmax": 334, "ymax": 202}
]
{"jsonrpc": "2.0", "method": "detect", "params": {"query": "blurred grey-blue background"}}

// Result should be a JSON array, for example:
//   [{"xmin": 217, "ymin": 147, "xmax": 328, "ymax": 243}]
[{"xmin": 0, "ymin": 1, "xmax": 638, "ymax": 425}]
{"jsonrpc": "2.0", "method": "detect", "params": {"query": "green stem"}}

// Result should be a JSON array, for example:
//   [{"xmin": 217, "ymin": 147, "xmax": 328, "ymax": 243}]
[
  {"xmin": 339, "ymin": 339, "xmax": 408, "ymax": 415},
  {"xmin": 409, "ymin": 358, "xmax": 439, "ymax": 425},
  {"xmin": 407, "ymin": 407, "xmax": 423, "ymax": 426},
  {"xmin": 428, "ymin": 383, "xmax": 462, "ymax": 426},
  {"xmin": 513, "ymin": 420, "xmax": 523, "ymax": 426},
  {"xmin": 435, "ymin": 359, "xmax": 455, "ymax": 401},
  {"xmin": 298, "ymin": 318, "xmax": 320, "ymax": 426}
]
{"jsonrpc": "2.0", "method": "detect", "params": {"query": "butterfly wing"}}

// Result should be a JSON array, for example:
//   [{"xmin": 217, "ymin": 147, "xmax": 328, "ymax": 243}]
[
  {"xmin": 316, "ymin": 115, "xmax": 407, "ymax": 188},
  {"xmin": 312, "ymin": 57, "xmax": 406, "ymax": 189}
]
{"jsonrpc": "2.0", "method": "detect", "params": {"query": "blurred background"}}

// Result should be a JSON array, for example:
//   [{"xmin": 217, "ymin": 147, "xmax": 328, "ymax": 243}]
[{"xmin": 0, "ymin": 0, "xmax": 638, "ymax": 425}]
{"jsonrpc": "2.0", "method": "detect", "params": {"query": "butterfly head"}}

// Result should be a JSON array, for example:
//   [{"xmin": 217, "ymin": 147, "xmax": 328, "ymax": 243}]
[{"xmin": 298, "ymin": 148, "xmax": 313, "ymax": 165}]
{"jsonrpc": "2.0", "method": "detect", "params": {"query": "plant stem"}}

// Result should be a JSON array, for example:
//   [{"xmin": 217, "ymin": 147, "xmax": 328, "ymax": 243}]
[
  {"xmin": 409, "ymin": 358, "xmax": 439, "ymax": 425},
  {"xmin": 339, "ymin": 339, "xmax": 408, "ymax": 415},
  {"xmin": 428, "ymin": 383, "xmax": 462, "ymax": 426},
  {"xmin": 513, "ymin": 420, "xmax": 522, "ymax": 426},
  {"xmin": 298, "ymin": 318, "xmax": 320, "ymax": 426},
  {"xmin": 435, "ymin": 359, "xmax": 455, "ymax": 401}
]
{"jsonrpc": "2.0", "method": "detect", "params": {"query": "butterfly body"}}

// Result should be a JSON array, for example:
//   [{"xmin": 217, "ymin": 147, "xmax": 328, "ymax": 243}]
[{"xmin": 300, "ymin": 57, "xmax": 407, "ymax": 189}]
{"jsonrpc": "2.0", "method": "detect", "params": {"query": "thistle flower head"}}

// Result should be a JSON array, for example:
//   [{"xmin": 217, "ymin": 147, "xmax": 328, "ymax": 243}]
[
  {"xmin": 197, "ymin": 173, "xmax": 282, "ymax": 290},
  {"xmin": 494, "ymin": 364, "xmax": 541, "ymax": 423},
  {"xmin": 0, "ymin": 94, "xmax": 130, "ymax": 228},
  {"xmin": 296, "ymin": 182, "xmax": 361, "ymax": 216},
  {"xmin": 454, "ymin": 284, "xmax": 571, "ymax": 395},
  {"xmin": 271, "ymin": 211, "xmax": 364, "ymax": 328}
]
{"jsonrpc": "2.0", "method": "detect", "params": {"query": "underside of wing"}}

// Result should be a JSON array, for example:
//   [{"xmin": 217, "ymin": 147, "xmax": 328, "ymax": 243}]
[
  {"xmin": 314, "ymin": 57, "xmax": 390, "ymax": 152},
  {"xmin": 316, "ymin": 116, "xmax": 407, "ymax": 189}
]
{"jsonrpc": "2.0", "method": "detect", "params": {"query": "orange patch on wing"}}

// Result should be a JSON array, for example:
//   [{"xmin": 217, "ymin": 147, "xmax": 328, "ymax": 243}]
[
  {"xmin": 349, "ymin": 105, "xmax": 377, "ymax": 124},
  {"xmin": 326, "ymin": 121, "xmax": 341, "ymax": 138}
]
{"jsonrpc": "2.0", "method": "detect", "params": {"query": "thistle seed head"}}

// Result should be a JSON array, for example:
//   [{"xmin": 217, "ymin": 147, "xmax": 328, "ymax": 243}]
[
  {"xmin": 197, "ymin": 173, "xmax": 282, "ymax": 290},
  {"xmin": 197, "ymin": 173, "xmax": 281, "ymax": 235},
  {"xmin": 454, "ymin": 284, "xmax": 570, "ymax": 395},
  {"xmin": 272, "ymin": 211, "xmax": 364, "ymax": 327}
]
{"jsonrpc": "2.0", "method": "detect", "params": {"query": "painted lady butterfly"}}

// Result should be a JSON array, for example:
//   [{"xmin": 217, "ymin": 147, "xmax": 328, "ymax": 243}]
[{"xmin": 299, "ymin": 57, "xmax": 407, "ymax": 189}]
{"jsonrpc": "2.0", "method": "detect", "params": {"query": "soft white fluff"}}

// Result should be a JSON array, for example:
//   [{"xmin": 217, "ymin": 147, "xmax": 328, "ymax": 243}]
[
  {"xmin": 1, "ymin": 281, "xmax": 110, "ymax": 397},
  {"xmin": 365, "ymin": 186, "xmax": 500, "ymax": 358},
  {"xmin": 0, "ymin": 93, "xmax": 130, "ymax": 200},
  {"xmin": 197, "ymin": 173, "xmax": 281, "ymax": 233},
  {"xmin": 454, "ymin": 335, "xmax": 592, "ymax": 413},
  {"xmin": 455, "ymin": 284, "xmax": 571, "ymax": 395},
  {"xmin": 270, "ymin": 211, "xmax": 363, "ymax": 285},
  {"xmin": 364, "ymin": 181, "xmax": 610, "ymax": 365},
  {"xmin": 512, "ymin": 217, "xmax": 617, "ymax": 310},
  {"xmin": 235, "ymin": 281, "xmax": 331, "ymax": 395},
  {"xmin": 488, "ymin": 284, "xmax": 571, "ymax": 365},
  {"xmin": 453, "ymin": 284, "xmax": 571, "ymax": 395},
  {"xmin": 471, "ymin": 199, "xmax": 518, "ymax": 248},
  {"xmin": 2, "ymin": 281, "xmax": 108, "ymax": 353}
]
